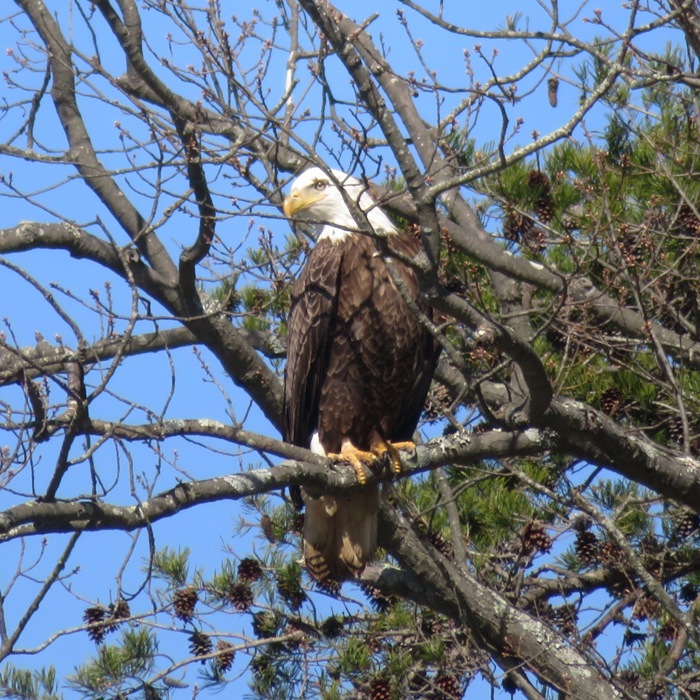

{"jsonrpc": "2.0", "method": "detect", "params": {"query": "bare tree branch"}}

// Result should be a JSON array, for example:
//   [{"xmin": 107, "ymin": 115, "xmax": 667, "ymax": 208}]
[{"xmin": 0, "ymin": 428, "xmax": 544, "ymax": 541}]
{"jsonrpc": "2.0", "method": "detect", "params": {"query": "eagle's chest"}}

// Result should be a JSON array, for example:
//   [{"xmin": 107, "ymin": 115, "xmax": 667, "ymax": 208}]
[{"xmin": 330, "ymin": 242, "xmax": 421, "ymax": 383}]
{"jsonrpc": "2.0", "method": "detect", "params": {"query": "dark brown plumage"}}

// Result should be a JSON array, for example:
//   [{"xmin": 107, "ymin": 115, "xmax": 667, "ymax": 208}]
[{"xmin": 283, "ymin": 167, "xmax": 437, "ymax": 581}]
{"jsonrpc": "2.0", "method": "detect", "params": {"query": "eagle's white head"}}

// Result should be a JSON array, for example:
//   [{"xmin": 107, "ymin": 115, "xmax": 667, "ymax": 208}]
[{"xmin": 283, "ymin": 167, "xmax": 398, "ymax": 243}]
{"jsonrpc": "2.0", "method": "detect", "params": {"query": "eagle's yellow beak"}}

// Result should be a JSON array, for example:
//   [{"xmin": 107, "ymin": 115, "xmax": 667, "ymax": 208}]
[{"xmin": 283, "ymin": 189, "xmax": 323, "ymax": 219}]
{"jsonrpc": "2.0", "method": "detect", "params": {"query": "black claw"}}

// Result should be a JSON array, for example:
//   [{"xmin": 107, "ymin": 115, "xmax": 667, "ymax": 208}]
[{"xmin": 369, "ymin": 458, "xmax": 385, "ymax": 476}]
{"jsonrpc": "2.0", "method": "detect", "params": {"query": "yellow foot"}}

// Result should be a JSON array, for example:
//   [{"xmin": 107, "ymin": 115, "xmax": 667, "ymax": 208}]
[
  {"xmin": 373, "ymin": 439, "xmax": 415, "ymax": 475},
  {"xmin": 329, "ymin": 439, "xmax": 417, "ymax": 483},
  {"xmin": 327, "ymin": 448, "xmax": 377, "ymax": 485}
]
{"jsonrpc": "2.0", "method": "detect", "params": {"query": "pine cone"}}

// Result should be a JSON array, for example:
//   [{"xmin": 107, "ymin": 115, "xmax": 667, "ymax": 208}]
[
  {"xmin": 545, "ymin": 325, "xmax": 567, "ymax": 351},
  {"xmin": 679, "ymin": 583, "xmax": 699, "ymax": 603},
  {"xmin": 668, "ymin": 416, "xmax": 684, "ymax": 444},
  {"xmin": 228, "ymin": 582, "xmax": 254, "ymax": 611},
  {"xmin": 173, "ymin": 587, "xmax": 198, "ymax": 623},
  {"xmin": 260, "ymin": 514, "xmax": 277, "ymax": 542},
  {"xmin": 369, "ymin": 677, "xmax": 392, "ymax": 700},
  {"xmin": 424, "ymin": 384, "xmax": 452, "ymax": 421},
  {"xmin": 522, "ymin": 223, "xmax": 547, "ymax": 252},
  {"xmin": 528, "ymin": 171, "xmax": 555, "ymax": 225},
  {"xmin": 521, "ymin": 521, "xmax": 552, "ymax": 555},
  {"xmin": 111, "ymin": 599, "xmax": 130, "ymax": 620},
  {"xmin": 104, "ymin": 598, "xmax": 130, "ymax": 632},
  {"xmin": 501, "ymin": 675, "xmax": 518, "ymax": 694},
  {"xmin": 659, "ymin": 619, "xmax": 680, "ymax": 641},
  {"xmin": 551, "ymin": 604, "xmax": 577, "ymax": 635},
  {"xmin": 503, "ymin": 206, "xmax": 528, "ymax": 242},
  {"xmin": 575, "ymin": 530, "xmax": 599, "ymax": 564},
  {"xmin": 535, "ymin": 197, "xmax": 554, "ymax": 225},
  {"xmin": 642, "ymin": 207, "xmax": 667, "ymax": 233},
  {"xmin": 600, "ymin": 388, "xmax": 623, "ymax": 417},
  {"xmin": 321, "ymin": 615, "xmax": 344, "ymax": 638},
  {"xmin": 188, "ymin": 631, "xmax": 212, "ymax": 662},
  {"xmin": 527, "ymin": 170, "xmax": 550, "ymax": 190},
  {"xmin": 599, "ymin": 539, "xmax": 623, "ymax": 565},
  {"xmin": 674, "ymin": 511, "xmax": 699, "ymax": 540},
  {"xmin": 83, "ymin": 606, "xmax": 107, "ymax": 644},
  {"xmin": 214, "ymin": 640, "xmax": 235, "ymax": 673},
  {"xmin": 237, "ymin": 557, "xmax": 262, "ymax": 583},
  {"xmin": 677, "ymin": 203, "xmax": 700, "ymax": 235},
  {"xmin": 617, "ymin": 224, "xmax": 643, "ymax": 265},
  {"xmin": 420, "ymin": 613, "xmax": 442, "ymax": 637},
  {"xmin": 251, "ymin": 611, "xmax": 278, "ymax": 638},
  {"xmin": 429, "ymin": 529, "xmax": 454, "ymax": 559},
  {"xmin": 632, "ymin": 595, "xmax": 660, "ymax": 621},
  {"xmin": 619, "ymin": 670, "xmax": 641, "ymax": 687},
  {"xmin": 435, "ymin": 673, "xmax": 462, "ymax": 698},
  {"xmin": 608, "ymin": 577, "xmax": 634, "ymax": 598}
]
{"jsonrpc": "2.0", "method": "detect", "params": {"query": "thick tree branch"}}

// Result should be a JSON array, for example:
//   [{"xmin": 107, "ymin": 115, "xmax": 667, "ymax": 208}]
[
  {"xmin": 0, "ymin": 428, "xmax": 544, "ymax": 541},
  {"xmin": 0, "ymin": 222, "xmax": 161, "ymax": 293},
  {"xmin": 669, "ymin": 0, "xmax": 700, "ymax": 62},
  {"xmin": 0, "ymin": 220, "xmax": 285, "ymax": 428},
  {"xmin": 0, "ymin": 328, "xmax": 196, "ymax": 386},
  {"xmin": 546, "ymin": 397, "xmax": 700, "ymax": 514},
  {"xmin": 377, "ymin": 505, "xmax": 623, "ymax": 700},
  {"xmin": 475, "ymin": 381, "xmax": 700, "ymax": 514},
  {"xmin": 173, "ymin": 114, "xmax": 217, "ymax": 306}
]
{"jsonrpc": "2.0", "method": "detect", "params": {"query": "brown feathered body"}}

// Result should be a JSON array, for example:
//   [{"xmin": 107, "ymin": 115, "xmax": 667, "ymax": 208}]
[{"xmin": 283, "ymin": 168, "xmax": 437, "ymax": 581}]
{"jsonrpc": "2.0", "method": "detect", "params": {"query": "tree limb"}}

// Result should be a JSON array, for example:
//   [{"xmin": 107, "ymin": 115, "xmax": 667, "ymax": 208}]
[
  {"xmin": 15, "ymin": 0, "xmax": 177, "ymax": 278},
  {"xmin": 377, "ymin": 504, "xmax": 623, "ymax": 700},
  {"xmin": 0, "ymin": 428, "xmax": 545, "ymax": 541}
]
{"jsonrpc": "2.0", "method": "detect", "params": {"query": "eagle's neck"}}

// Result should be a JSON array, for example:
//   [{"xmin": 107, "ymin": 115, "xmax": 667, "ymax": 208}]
[
  {"xmin": 318, "ymin": 224, "xmax": 356, "ymax": 244},
  {"xmin": 316, "ymin": 203, "xmax": 398, "ymax": 244}
]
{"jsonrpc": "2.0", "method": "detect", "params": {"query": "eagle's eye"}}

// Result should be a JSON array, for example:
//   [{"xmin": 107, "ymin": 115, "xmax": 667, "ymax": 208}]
[{"xmin": 312, "ymin": 179, "xmax": 328, "ymax": 191}]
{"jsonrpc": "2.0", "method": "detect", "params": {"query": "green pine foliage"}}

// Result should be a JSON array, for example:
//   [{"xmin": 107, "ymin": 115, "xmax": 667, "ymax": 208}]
[
  {"xmin": 151, "ymin": 547, "xmax": 191, "ymax": 587},
  {"xmin": 0, "ymin": 666, "xmax": 61, "ymax": 700},
  {"xmin": 69, "ymin": 629, "xmax": 159, "ymax": 698},
  {"xmin": 470, "ymin": 75, "xmax": 700, "ymax": 458}
]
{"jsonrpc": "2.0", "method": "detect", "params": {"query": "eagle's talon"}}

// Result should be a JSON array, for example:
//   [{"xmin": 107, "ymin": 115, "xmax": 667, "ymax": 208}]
[
  {"xmin": 349, "ymin": 458, "xmax": 368, "ymax": 485},
  {"xmin": 371, "ymin": 439, "xmax": 415, "ymax": 476},
  {"xmin": 328, "ymin": 449, "xmax": 376, "ymax": 485},
  {"xmin": 371, "ymin": 443, "xmax": 391, "ymax": 471}
]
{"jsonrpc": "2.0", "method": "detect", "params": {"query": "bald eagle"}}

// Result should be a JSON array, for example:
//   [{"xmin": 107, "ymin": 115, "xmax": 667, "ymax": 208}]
[{"xmin": 283, "ymin": 167, "xmax": 438, "ymax": 581}]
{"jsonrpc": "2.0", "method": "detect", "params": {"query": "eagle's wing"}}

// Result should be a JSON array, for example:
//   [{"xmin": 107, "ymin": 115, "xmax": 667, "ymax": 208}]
[
  {"xmin": 284, "ymin": 238, "xmax": 343, "ymax": 448},
  {"xmin": 385, "ymin": 233, "xmax": 441, "ymax": 441}
]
